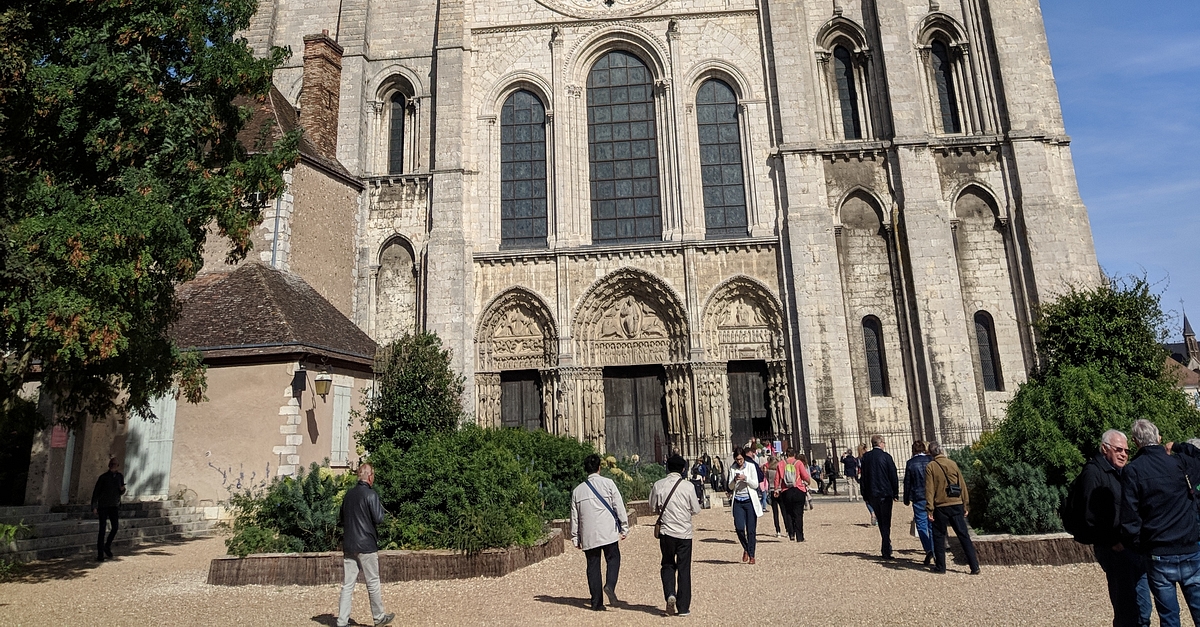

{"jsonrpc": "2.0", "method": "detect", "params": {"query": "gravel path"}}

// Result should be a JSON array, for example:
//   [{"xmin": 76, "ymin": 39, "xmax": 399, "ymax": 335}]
[{"xmin": 0, "ymin": 496, "xmax": 1168, "ymax": 626}]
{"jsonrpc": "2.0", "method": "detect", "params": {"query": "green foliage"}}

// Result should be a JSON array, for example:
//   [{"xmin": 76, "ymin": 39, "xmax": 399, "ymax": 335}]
[
  {"xmin": 601, "ymin": 456, "xmax": 667, "ymax": 503},
  {"xmin": 224, "ymin": 462, "xmax": 355, "ymax": 556},
  {"xmin": 358, "ymin": 332, "xmax": 465, "ymax": 454},
  {"xmin": 0, "ymin": 0, "xmax": 299, "ymax": 425},
  {"xmin": 963, "ymin": 277, "xmax": 1200, "ymax": 533},
  {"xmin": 484, "ymin": 428, "xmax": 594, "ymax": 519},
  {"xmin": 369, "ymin": 426, "xmax": 545, "ymax": 554},
  {"xmin": 224, "ymin": 526, "xmax": 304, "ymax": 558}
]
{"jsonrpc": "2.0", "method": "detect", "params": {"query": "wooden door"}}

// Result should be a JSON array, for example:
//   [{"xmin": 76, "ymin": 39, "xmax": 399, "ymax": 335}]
[
  {"xmin": 125, "ymin": 393, "xmax": 177, "ymax": 498},
  {"xmin": 727, "ymin": 361, "xmax": 770, "ymax": 450},
  {"xmin": 603, "ymin": 366, "xmax": 667, "ymax": 462},
  {"xmin": 500, "ymin": 371, "xmax": 543, "ymax": 431}
]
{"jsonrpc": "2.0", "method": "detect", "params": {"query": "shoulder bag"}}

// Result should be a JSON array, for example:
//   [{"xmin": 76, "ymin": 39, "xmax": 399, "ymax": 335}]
[
  {"xmin": 935, "ymin": 460, "xmax": 962, "ymax": 498},
  {"xmin": 654, "ymin": 477, "xmax": 687, "ymax": 540},
  {"xmin": 585, "ymin": 479, "xmax": 623, "ymax": 533}
]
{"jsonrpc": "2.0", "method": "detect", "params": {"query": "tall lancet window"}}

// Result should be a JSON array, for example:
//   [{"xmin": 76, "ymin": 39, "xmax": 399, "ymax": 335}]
[
  {"xmin": 500, "ymin": 90, "xmax": 548, "ymax": 250},
  {"xmin": 696, "ymin": 79, "xmax": 748, "ymax": 238},
  {"xmin": 833, "ymin": 46, "xmax": 863, "ymax": 140},
  {"xmin": 588, "ymin": 51, "xmax": 661, "ymax": 244},
  {"xmin": 388, "ymin": 93, "xmax": 406, "ymax": 174},
  {"xmin": 930, "ymin": 40, "xmax": 962, "ymax": 134}
]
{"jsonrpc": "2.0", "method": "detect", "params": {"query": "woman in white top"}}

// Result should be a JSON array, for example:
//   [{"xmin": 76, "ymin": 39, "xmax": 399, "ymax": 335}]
[{"xmin": 726, "ymin": 447, "xmax": 762, "ymax": 563}]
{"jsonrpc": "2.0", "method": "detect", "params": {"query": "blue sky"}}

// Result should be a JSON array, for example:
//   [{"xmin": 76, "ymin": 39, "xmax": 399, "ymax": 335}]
[{"xmin": 1042, "ymin": 1, "xmax": 1199, "ymax": 340}]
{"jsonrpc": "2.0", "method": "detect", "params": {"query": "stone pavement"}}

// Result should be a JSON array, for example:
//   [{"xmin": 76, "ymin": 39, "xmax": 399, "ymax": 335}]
[{"xmin": 0, "ymin": 497, "xmax": 1140, "ymax": 626}]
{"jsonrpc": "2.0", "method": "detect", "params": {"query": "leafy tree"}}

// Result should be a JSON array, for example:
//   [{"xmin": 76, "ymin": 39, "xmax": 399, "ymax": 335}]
[
  {"xmin": 0, "ymin": 0, "xmax": 299, "ymax": 425},
  {"xmin": 960, "ymin": 277, "xmax": 1200, "ymax": 533},
  {"xmin": 358, "ymin": 332, "xmax": 465, "ymax": 454}
]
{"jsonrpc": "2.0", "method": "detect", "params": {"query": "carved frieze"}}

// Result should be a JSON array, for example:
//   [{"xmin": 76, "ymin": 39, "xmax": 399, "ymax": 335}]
[
  {"xmin": 704, "ymin": 280, "xmax": 785, "ymax": 361},
  {"xmin": 574, "ymin": 269, "xmax": 689, "ymax": 366},
  {"xmin": 533, "ymin": 0, "xmax": 670, "ymax": 20},
  {"xmin": 476, "ymin": 289, "xmax": 558, "ymax": 371}
]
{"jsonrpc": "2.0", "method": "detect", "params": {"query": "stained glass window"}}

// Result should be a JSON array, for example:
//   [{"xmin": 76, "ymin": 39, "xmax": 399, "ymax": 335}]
[
  {"xmin": 500, "ymin": 90, "xmax": 548, "ymax": 249},
  {"xmin": 696, "ymin": 79, "xmax": 748, "ymax": 239}
]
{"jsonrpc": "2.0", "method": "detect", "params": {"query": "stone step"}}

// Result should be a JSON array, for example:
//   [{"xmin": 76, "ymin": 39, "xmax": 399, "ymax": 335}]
[
  {"xmin": 52, "ymin": 500, "xmax": 187, "ymax": 515},
  {"xmin": 26, "ymin": 513, "xmax": 210, "ymax": 538},
  {"xmin": 4, "ymin": 520, "xmax": 214, "ymax": 554},
  {"xmin": 0, "ymin": 512, "xmax": 68, "ymax": 526},
  {"xmin": 0, "ymin": 505, "xmax": 50, "ymax": 520},
  {"xmin": 5, "ymin": 528, "xmax": 218, "ymax": 563}
]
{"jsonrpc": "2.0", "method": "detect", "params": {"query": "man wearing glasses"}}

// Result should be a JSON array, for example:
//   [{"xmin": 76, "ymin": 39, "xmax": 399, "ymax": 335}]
[{"xmin": 1072, "ymin": 429, "xmax": 1151, "ymax": 626}]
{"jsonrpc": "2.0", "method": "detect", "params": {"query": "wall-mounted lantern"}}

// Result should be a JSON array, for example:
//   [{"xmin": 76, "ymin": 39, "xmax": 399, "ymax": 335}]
[{"xmin": 313, "ymin": 371, "xmax": 333, "ymax": 399}]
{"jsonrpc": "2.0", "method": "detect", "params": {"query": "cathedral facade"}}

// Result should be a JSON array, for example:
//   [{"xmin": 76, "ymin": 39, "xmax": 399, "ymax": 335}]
[{"xmin": 243, "ymin": 0, "xmax": 1099, "ymax": 461}]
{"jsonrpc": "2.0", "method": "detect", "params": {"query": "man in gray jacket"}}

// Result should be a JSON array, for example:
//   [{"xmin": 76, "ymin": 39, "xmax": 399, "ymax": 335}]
[
  {"xmin": 649, "ymin": 455, "xmax": 702, "ymax": 617},
  {"xmin": 337, "ymin": 463, "xmax": 394, "ymax": 627},
  {"xmin": 571, "ymin": 453, "xmax": 629, "ymax": 611}
]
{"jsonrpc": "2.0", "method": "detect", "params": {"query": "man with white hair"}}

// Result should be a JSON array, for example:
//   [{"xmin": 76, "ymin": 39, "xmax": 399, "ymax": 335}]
[
  {"xmin": 1120, "ymin": 419, "xmax": 1200, "ymax": 627},
  {"xmin": 1070, "ymin": 429, "xmax": 1151, "ymax": 626},
  {"xmin": 337, "ymin": 462, "xmax": 394, "ymax": 627}
]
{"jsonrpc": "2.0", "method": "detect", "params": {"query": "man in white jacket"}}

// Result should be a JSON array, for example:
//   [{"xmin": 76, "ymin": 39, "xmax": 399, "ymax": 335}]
[
  {"xmin": 650, "ymin": 455, "xmax": 702, "ymax": 616},
  {"xmin": 571, "ymin": 453, "xmax": 629, "ymax": 611}
]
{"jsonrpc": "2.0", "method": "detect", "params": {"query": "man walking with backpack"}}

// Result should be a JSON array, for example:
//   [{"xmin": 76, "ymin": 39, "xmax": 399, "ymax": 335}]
[
  {"xmin": 571, "ymin": 454, "xmax": 629, "ymax": 612},
  {"xmin": 1066, "ymin": 429, "xmax": 1151, "ymax": 627},
  {"xmin": 774, "ymin": 451, "xmax": 810, "ymax": 541}
]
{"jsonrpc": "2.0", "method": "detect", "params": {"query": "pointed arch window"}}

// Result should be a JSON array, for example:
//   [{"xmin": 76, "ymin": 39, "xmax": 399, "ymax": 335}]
[
  {"xmin": 388, "ymin": 93, "xmax": 406, "ymax": 174},
  {"xmin": 863, "ymin": 316, "xmax": 889, "ymax": 396},
  {"xmin": 696, "ymin": 79, "xmax": 747, "ymax": 239},
  {"xmin": 500, "ymin": 89, "xmax": 548, "ymax": 250},
  {"xmin": 974, "ymin": 311, "xmax": 1002, "ymax": 391},
  {"xmin": 833, "ymin": 46, "xmax": 863, "ymax": 140},
  {"xmin": 587, "ymin": 51, "xmax": 661, "ymax": 244},
  {"xmin": 930, "ymin": 40, "xmax": 962, "ymax": 134}
]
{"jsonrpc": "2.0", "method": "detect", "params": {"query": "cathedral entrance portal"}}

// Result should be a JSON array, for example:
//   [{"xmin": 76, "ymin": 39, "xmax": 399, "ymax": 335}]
[
  {"xmin": 500, "ymin": 370, "xmax": 543, "ymax": 431},
  {"xmin": 603, "ymin": 366, "xmax": 668, "ymax": 463},
  {"xmin": 727, "ymin": 361, "xmax": 771, "ymax": 451}
]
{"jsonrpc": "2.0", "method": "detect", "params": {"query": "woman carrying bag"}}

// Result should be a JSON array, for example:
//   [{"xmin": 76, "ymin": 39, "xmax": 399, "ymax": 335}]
[{"xmin": 726, "ymin": 448, "xmax": 763, "ymax": 564}]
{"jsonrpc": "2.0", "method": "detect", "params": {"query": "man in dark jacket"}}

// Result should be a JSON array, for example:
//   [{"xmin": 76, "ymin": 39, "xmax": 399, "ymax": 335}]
[
  {"xmin": 1074, "ymin": 429, "xmax": 1151, "ymax": 627},
  {"xmin": 337, "ymin": 463, "xmax": 394, "ymax": 627},
  {"xmin": 859, "ymin": 435, "xmax": 899, "ymax": 559},
  {"xmin": 903, "ymin": 441, "xmax": 934, "ymax": 565},
  {"xmin": 91, "ymin": 458, "xmax": 125, "ymax": 562},
  {"xmin": 1120, "ymin": 419, "xmax": 1200, "ymax": 627}
]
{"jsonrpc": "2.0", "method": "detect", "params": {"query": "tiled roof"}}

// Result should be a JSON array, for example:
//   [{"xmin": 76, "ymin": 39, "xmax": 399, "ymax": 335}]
[
  {"xmin": 1166, "ymin": 357, "xmax": 1200, "ymax": 389},
  {"xmin": 234, "ymin": 86, "xmax": 362, "ymax": 189},
  {"xmin": 171, "ymin": 263, "xmax": 377, "ymax": 367}
]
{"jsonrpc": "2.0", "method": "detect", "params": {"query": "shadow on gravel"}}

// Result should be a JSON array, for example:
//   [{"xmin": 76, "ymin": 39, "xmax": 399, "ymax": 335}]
[
  {"xmin": 533, "ymin": 594, "xmax": 663, "ymax": 617},
  {"xmin": 310, "ymin": 613, "xmax": 369, "ymax": 626},
  {"xmin": 695, "ymin": 559, "xmax": 740, "ymax": 565},
  {"xmin": 7, "ymin": 536, "xmax": 199, "ymax": 584},
  {"xmin": 698, "ymin": 538, "xmax": 736, "ymax": 544},
  {"xmin": 824, "ymin": 551, "xmax": 933, "ymax": 572}
]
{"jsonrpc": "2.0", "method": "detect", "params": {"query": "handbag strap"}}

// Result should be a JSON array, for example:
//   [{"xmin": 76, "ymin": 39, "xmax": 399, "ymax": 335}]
[
  {"xmin": 586, "ymin": 479, "xmax": 622, "ymax": 532},
  {"xmin": 935, "ymin": 459, "xmax": 958, "ymax": 489},
  {"xmin": 656, "ymin": 477, "xmax": 687, "ymax": 527}
]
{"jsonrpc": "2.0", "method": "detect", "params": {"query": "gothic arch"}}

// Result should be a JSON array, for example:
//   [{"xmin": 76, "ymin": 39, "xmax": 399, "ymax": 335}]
[
  {"xmin": 565, "ymin": 23, "xmax": 670, "ymax": 83},
  {"xmin": 953, "ymin": 183, "xmax": 1004, "ymax": 223},
  {"xmin": 682, "ymin": 59, "xmax": 754, "ymax": 102},
  {"xmin": 573, "ymin": 268, "xmax": 689, "ymax": 366},
  {"xmin": 837, "ymin": 188, "xmax": 891, "ymax": 231},
  {"xmin": 479, "ymin": 71, "xmax": 555, "ymax": 118},
  {"xmin": 370, "ymin": 65, "xmax": 427, "ymax": 100},
  {"xmin": 700, "ymin": 276, "xmax": 786, "ymax": 361},
  {"xmin": 375, "ymin": 236, "xmax": 419, "ymax": 344},
  {"xmin": 816, "ymin": 16, "xmax": 871, "ymax": 53},
  {"xmin": 475, "ymin": 287, "xmax": 559, "ymax": 371},
  {"xmin": 915, "ymin": 12, "xmax": 969, "ymax": 47}
]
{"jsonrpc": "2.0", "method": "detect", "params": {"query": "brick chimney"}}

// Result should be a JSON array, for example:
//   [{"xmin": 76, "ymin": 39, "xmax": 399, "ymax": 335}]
[{"xmin": 299, "ymin": 30, "xmax": 343, "ymax": 159}]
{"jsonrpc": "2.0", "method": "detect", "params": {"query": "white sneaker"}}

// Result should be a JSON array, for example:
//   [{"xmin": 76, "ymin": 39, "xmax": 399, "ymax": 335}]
[{"xmin": 666, "ymin": 595, "xmax": 677, "ymax": 616}]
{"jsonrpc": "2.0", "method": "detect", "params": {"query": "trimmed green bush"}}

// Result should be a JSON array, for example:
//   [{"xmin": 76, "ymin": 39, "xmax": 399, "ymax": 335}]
[
  {"xmin": 601, "ymin": 456, "xmax": 667, "ymax": 503},
  {"xmin": 369, "ymin": 427, "xmax": 545, "ymax": 553},
  {"xmin": 225, "ymin": 525, "xmax": 304, "ymax": 557},
  {"xmin": 485, "ymin": 428, "xmax": 594, "ymax": 519}
]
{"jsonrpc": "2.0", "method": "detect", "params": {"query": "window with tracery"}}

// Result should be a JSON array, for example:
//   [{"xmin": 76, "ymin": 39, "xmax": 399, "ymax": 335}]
[
  {"xmin": 500, "ymin": 90, "xmax": 548, "ymax": 249},
  {"xmin": 696, "ymin": 79, "xmax": 747, "ymax": 238}
]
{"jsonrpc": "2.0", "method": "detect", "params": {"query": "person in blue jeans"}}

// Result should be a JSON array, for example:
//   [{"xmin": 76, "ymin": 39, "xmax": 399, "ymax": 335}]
[
  {"xmin": 902, "ymin": 440, "xmax": 935, "ymax": 566},
  {"xmin": 1120, "ymin": 419, "xmax": 1200, "ymax": 627},
  {"xmin": 726, "ymin": 448, "xmax": 761, "ymax": 564}
]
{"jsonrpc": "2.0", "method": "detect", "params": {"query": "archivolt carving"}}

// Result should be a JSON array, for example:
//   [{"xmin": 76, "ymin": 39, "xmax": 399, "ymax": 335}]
[
  {"xmin": 535, "ymin": 0, "xmax": 669, "ymax": 20},
  {"xmin": 574, "ymin": 268, "xmax": 689, "ymax": 366},
  {"xmin": 476, "ymin": 288, "xmax": 558, "ymax": 371},
  {"xmin": 702, "ymin": 276, "xmax": 785, "ymax": 361}
]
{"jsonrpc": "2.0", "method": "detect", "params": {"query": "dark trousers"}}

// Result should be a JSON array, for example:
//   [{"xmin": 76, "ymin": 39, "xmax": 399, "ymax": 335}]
[
  {"xmin": 659, "ymin": 535, "xmax": 693, "ymax": 613},
  {"xmin": 932, "ymin": 504, "xmax": 979, "ymax": 572},
  {"xmin": 780, "ymin": 488, "xmax": 806, "ymax": 541},
  {"xmin": 584, "ymin": 542, "xmax": 620, "ymax": 609},
  {"xmin": 1093, "ymin": 545, "xmax": 1152, "ymax": 627},
  {"xmin": 97, "ymin": 506, "xmax": 119, "ymax": 555},
  {"xmin": 770, "ymin": 492, "xmax": 781, "ymax": 534},
  {"xmin": 868, "ymin": 497, "xmax": 894, "ymax": 558},
  {"xmin": 827, "ymin": 475, "xmax": 838, "ymax": 494},
  {"xmin": 732, "ymin": 498, "xmax": 757, "ymax": 557}
]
